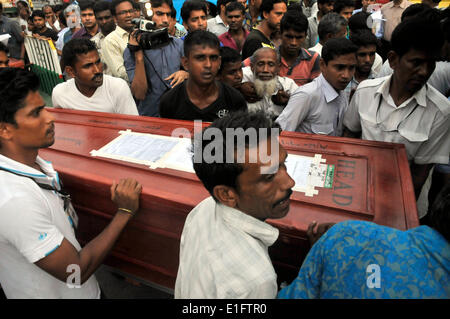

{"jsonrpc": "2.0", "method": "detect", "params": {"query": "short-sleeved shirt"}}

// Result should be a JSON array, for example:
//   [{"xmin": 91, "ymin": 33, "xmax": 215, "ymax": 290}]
[
  {"xmin": 278, "ymin": 47, "xmax": 321, "ymax": 87},
  {"xmin": 241, "ymin": 29, "xmax": 275, "ymax": 60},
  {"xmin": 52, "ymin": 75, "xmax": 138, "ymax": 115},
  {"xmin": 278, "ymin": 220, "xmax": 450, "ymax": 299},
  {"xmin": 124, "ymin": 36, "xmax": 184, "ymax": 117},
  {"xmin": 343, "ymin": 75, "xmax": 450, "ymax": 165},
  {"xmin": 276, "ymin": 74, "xmax": 349, "ymax": 136},
  {"xmin": 159, "ymin": 81, "xmax": 247, "ymax": 121},
  {"xmin": 37, "ymin": 28, "xmax": 59, "ymax": 42},
  {"xmin": 218, "ymin": 28, "xmax": 250, "ymax": 53},
  {"xmin": 0, "ymin": 155, "xmax": 101, "ymax": 299}
]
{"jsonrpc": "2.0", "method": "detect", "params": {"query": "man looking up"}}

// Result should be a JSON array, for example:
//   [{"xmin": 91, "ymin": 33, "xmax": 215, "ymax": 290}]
[
  {"xmin": 305, "ymin": 0, "xmax": 335, "ymax": 49},
  {"xmin": 91, "ymin": 1, "xmax": 117, "ymax": 75},
  {"xmin": 344, "ymin": 29, "xmax": 377, "ymax": 100},
  {"xmin": 217, "ymin": 46, "xmax": 244, "ymax": 90},
  {"xmin": 308, "ymin": 12, "xmax": 347, "ymax": 56},
  {"xmin": 279, "ymin": 9, "xmax": 321, "ymax": 87},
  {"xmin": 159, "ymin": 30, "xmax": 247, "ymax": 121},
  {"xmin": 219, "ymin": 1, "xmax": 249, "ymax": 53},
  {"xmin": 277, "ymin": 38, "xmax": 357, "ymax": 136},
  {"xmin": 175, "ymin": 110, "xmax": 295, "ymax": 298},
  {"xmin": 207, "ymin": 0, "xmax": 234, "ymax": 36},
  {"xmin": 242, "ymin": 0, "xmax": 287, "ymax": 60},
  {"xmin": 181, "ymin": 0, "xmax": 208, "ymax": 33},
  {"xmin": 72, "ymin": 0, "xmax": 99, "ymax": 39},
  {"xmin": 52, "ymin": 39, "xmax": 138, "ymax": 115},
  {"xmin": 103, "ymin": 0, "xmax": 136, "ymax": 81},
  {"xmin": 0, "ymin": 68, "xmax": 142, "ymax": 298},
  {"xmin": 343, "ymin": 17, "xmax": 450, "ymax": 199},
  {"xmin": 124, "ymin": 0, "xmax": 187, "ymax": 117}
]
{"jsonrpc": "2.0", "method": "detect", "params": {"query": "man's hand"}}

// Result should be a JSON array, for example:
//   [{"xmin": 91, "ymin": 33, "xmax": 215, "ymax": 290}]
[
  {"xmin": 111, "ymin": 178, "xmax": 142, "ymax": 215},
  {"xmin": 307, "ymin": 221, "xmax": 335, "ymax": 246},
  {"xmin": 128, "ymin": 30, "xmax": 140, "ymax": 46},
  {"xmin": 165, "ymin": 70, "xmax": 188, "ymax": 87},
  {"xmin": 271, "ymin": 89, "xmax": 290, "ymax": 107},
  {"xmin": 239, "ymin": 82, "xmax": 262, "ymax": 103}
]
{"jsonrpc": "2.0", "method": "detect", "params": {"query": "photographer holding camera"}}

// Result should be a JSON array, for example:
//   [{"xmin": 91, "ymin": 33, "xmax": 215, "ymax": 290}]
[{"xmin": 124, "ymin": 0, "xmax": 187, "ymax": 117}]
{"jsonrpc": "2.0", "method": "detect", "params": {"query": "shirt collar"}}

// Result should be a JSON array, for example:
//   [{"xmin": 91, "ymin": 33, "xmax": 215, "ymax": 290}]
[
  {"xmin": 376, "ymin": 75, "xmax": 428, "ymax": 108},
  {"xmin": 218, "ymin": 203, "xmax": 279, "ymax": 247},
  {"xmin": 318, "ymin": 74, "xmax": 340, "ymax": 103},
  {"xmin": 215, "ymin": 15, "xmax": 226, "ymax": 26},
  {"xmin": 115, "ymin": 25, "xmax": 129, "ymax": 37}
]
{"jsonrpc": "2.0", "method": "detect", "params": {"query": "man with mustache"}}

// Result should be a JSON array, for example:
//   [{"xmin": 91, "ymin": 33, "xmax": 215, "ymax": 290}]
[
  {"xmin": 0, "ymin": 68, "xmax": 142, "ymax": 298},
  {"xmin": 52, "ymin": 39, "xmax": 138, "ymax": 115},
  {"xmin": 175, "ymin": 110, "xmax": 295, "ymax": 298},
  {"xmin": 276, "ymin": 37, "xmax": 357, "ymax": 136},
  {"xmin": 243, "ymin": 47, "xmax": 297, "ymax": 119},
  {"xmin": 343, "ymin": 17, "xmax": 450, "ymax": 201},
  {"xmin": 344, "ymin": 29, "xmax": 377, "ymax": 101}
]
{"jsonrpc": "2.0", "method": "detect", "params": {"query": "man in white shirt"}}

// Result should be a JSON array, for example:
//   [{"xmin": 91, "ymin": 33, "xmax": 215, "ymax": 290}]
[
  {"xmin": 175, "ymin": 111, "xmax": 295, "ymax": 299},
  {"xmin": 277, "ymin": 37, "xmax": 357, "ymax": 136},
  {"xmin": 206, "ymin": 0, "xmax": 233, "ymax": 36},
  {"xmin": 0, "ymin": 68, "xmax": 142, "ymax": 298},
  {"xmin": 343, "ymin": 17, "xmax": 450, "ymax": 199},
  {"xmin": 52, "ymin": 38, "xmax": 138, "ymax": 115},
  {"xmin": 243, "ymin": 47, "xmax": 298, "ymax": 119}
]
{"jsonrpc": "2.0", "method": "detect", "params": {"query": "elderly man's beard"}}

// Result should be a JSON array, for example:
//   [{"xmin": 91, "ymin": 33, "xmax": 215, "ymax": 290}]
[{"xmin": 253, "ymin": 77, "xmax": 278, "ymax": 98}]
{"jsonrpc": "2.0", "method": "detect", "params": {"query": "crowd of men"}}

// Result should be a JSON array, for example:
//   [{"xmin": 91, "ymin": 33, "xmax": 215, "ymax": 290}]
[{"xmin": 0, "ymin": 0, "xmax": 449, "ymax": 299}]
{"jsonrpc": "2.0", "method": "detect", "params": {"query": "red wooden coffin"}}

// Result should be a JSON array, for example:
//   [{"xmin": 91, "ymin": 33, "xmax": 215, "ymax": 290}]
[{"xmin": 39, "ymin": 108, "xmax": 419, "ymax": 291}]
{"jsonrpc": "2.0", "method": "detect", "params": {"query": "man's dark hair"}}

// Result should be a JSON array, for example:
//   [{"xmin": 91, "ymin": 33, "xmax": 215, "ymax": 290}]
[
  {"xmin": 31, "ymin": 10, "xmax": 46, "ymax": 20},
  {"xmin": 333, "ymin": 0, "xmax": 355, "ymax": 14},
  {"xmin": 318, "ymin": 0, "xmax": 336, "ymax": 4},
  {"xmin": 17, "ymin": 1, "xmax": 29, "ymax": 9},
  {"xmin": 318, "ymin": 12, "xmax": 347, "ymax": 41},
  {"xmin": 206, "ymin": 1, "xmax": 218, "ymax": 17},
  {"xmin": 94, "ymin": 1, "xmax": 112, "ymax": 16},
  {"xmin": 53, "ymin": 4, "xmax": 63, "ymax": 13},
  {"xmin": 79, "ymin": 0, "xmax": 95, "ymax": 12},
  {"xmin": 348, "ymin": 11, "xmax": 370, "ymax": 33},
  {"xmin": 260, "ymin": 0, "xmax": 287, "ymax": 17},
  {"xmin": 401, "ymin": 3, "xmax": 432, "ymax": 21},
  {"xmin": 280, "ymin": 7, "xmax": 308, "ymax": 34},
  {"xmin": 217, "ymin": 0, "xmax": 236, "ymax": 14},
  {"xmin": 181, "ymin": 0, "xmax": 208, "ymax": 23},
  {"xmin": 349, "ymin": 29, "xmax": 377, "ymax": 48},
  {"xmin": 321, "ymin": 37, "xmax": 357, "ymax": 63},
  {"xmin": 391, "ymin": 17, "xmax": 444, "ymax": 58},
  {"xmin": 218, "ymin": 46, "xmax": 241, "ymax": 74},
  {"xmin": 58, "ymin": 9, "xmax": 67, "ymax": 27},
  {"xmin": 429, "ymin": 180, "xmax": 450, "ymax": 242},
  {"xmin": 170, "ymin": 6, "xmax": 177, "ymax": 19},
  {"xmin": 0, "ymin": 42, "xmax": 8, "ymax": 54},
  {"xmin": 192, "ymin": 111, "xmax": 281, "ymax": 199},
  {"xmin": 184, "ymin": 30, "xmax": 220, "ymax": 57},
  {"xmin": 0, "ymin": 68, "xmax": 40, "ymax": 126},
  {"xmin": 62, "ymin": 38, "xmax": 98, "ymax": 68},
  {"xmin": 43, "ymin": 4, "xmax": 54, "ymax": 12},
  {"xmin": 110, "ymin": 0, "xmax": 134, "ymax": 16},
  {"xmin": 225, "ymin": 1, "xmax": 246, "ymax": 15}
]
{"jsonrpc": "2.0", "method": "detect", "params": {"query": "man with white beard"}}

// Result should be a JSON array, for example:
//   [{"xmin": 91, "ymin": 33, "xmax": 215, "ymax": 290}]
[{"xmin": 242, "ymin": 47, "xmax": 297, "ymax": 119}]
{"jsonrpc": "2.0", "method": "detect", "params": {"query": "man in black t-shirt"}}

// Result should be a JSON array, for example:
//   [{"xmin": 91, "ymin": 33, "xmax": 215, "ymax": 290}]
[
  {"xmin": 241, "ymin": 0, "xmax": 287, "ymax": 60},
  {"xmin": 31, "ymin": 10, "xmax": 59, "ymax": 42},
  {"xmin": 159, "ymin": 30, "xmax": 247, "ymax": 122}
]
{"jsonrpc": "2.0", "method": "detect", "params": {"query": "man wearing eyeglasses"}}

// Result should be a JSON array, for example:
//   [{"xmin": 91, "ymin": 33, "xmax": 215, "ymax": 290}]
[{"xmin": 102, "ymin": 0, "xmax": 137, "ymax": 81}]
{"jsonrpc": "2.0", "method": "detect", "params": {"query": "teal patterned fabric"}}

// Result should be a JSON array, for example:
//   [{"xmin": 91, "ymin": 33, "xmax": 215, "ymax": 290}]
[{"xmin": 278, "ymin": 221, "xmax": 450, "ymax": 299}]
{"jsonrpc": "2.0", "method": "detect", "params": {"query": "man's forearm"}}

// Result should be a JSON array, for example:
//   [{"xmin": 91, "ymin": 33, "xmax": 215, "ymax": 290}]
[
  {"xmin": 130, "ymin": 50, "xmax": 148, "ymax": 100},
  {"xmin": 411, "ymin": 163, "xmax": 433, "ymax": 199}
]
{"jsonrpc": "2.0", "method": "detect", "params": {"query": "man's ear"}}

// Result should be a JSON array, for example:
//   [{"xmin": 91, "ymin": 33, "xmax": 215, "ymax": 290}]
[
  {"xmin": 212, "ymin": 185, "xmax": 238, "ymax": 208},
  {"xmin": 0, "ymin": 122, "xmax": 13, "ymax": 141},
  {"xmin": 181, "ymin": 56, "xmax": 189, "ymax": 72},
  {"xmin": 319, "ymin": 57, "xmax": 326, "ymax": 73},
  {"xmin": 387, "ymin": 50, "xmax": 398, "ymax": 71},
  {"xmin": 65, "ymin": 65, "xmax": 75, "ymax": 79}
]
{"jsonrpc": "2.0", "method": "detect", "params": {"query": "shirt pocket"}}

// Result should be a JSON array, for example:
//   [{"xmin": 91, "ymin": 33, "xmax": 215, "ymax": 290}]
[{"xmin": 311, "ymin": 123, "xmax": 334, "ymax": 135}]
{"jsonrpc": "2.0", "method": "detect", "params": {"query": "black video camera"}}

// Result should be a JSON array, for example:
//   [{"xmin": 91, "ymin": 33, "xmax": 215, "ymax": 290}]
[{"xmin": 131, "ymin": 18, "xmax": 170, "ymax": 50}]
